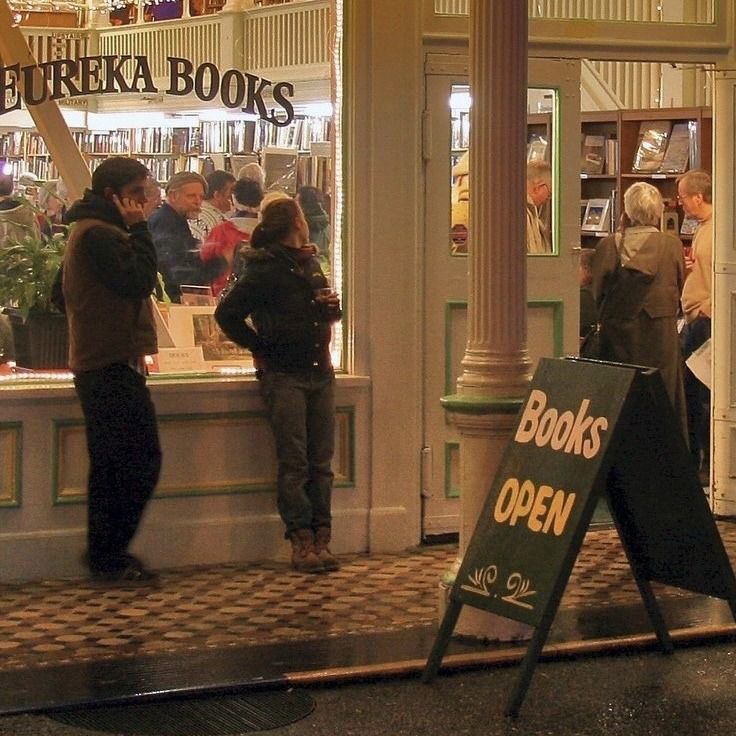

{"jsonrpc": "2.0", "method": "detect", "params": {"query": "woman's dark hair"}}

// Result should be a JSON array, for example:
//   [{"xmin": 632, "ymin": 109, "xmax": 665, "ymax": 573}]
[
  {"xmin": 250, "ymin": 198, "xmax": 301, "ymax": 250},
  {"xmin": 296, "ymin": 185, "xmax": 324, "ymax": 212},
  {"xmin": 233, "ymin": 178, "xmax": 263, "ymax": 209},
  {"xmin": 91, "ymin": 157, "xmax": 149, "ymax": 195}
]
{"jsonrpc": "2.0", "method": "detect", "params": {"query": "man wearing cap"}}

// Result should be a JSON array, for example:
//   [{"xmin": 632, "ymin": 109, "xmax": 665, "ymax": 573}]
[{"xmin": 148, "ymin": 171, "xmax": 207, "ymax": 301}]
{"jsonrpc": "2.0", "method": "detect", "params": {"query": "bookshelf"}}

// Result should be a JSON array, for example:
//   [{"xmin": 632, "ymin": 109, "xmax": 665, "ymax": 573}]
[
  {"xmin": 0, "ymin": 115, "xmax": 333, "ymax": 199},
  {"xmin": 580, "ymin": 112, "xmax": 619, "ymax": 245},
  {"xmin": 580, "ymin": 107, "xmax": 711, "ymax": 246}
]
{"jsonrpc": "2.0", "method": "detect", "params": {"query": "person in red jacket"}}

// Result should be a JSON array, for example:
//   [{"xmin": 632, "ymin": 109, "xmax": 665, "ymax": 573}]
[{"xmin": 200, "ymin": 178, "xmax": 263, "ymax": 296}]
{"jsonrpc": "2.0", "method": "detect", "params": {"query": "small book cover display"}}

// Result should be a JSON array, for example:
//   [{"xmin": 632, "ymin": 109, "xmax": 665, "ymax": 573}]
[
  {"xmin": 580, "ymin": 134, "xmax": 606, "ymax": 175},
  {"xmin": 527, "ymin": 134, "xmax": 548, "ymax": 162},
  {"xmin": 581, "ymin": 198, "xmax": 611, "ymax": 232},
  {"xmin": 681, "ymin": 215, "xmax": 700, "ymax": 236},
  {"xmin": 658, "ymin": 123, "xmax": 690, "ymax": 174},
  {"xmin": 661, "ymin": 209, "xmax": 679, "ymax": 236},
  {"xmin": 632, "ymin": 120, "xmax": 672, "ymax": 173}
]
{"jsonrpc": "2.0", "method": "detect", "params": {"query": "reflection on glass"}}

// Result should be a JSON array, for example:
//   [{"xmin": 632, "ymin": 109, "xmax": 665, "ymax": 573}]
[
  {"xmin": 435, "ymin": 0, "xmax": 714, "ymax": 23},
  {"xmin": 449, "ymin": 85, "xmax": 556, "ymax": 256}
]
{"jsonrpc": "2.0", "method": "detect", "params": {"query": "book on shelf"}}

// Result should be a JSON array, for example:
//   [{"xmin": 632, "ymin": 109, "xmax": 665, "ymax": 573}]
[
  {"xmin": 228, "ymin": 121, "xmax": 256, "ymax": 154},
  {"xmin": 230, "ymin": 153, "xmax": 259, "ymax": 175},
  {"xmin": 608, "ymin": 189, "xmax": 618, "ymax": 231},
  {"xmin": 688, "ymin": 120, "xmax": 700, "ymax": 170},
  {"xmin": 527, "ymin": 134, "xmax": 548, "ymax": 163},
  {"xmin": 661, "ymin": 209, "xmax": 679, "ymax": 235},
  {"xmin": 580, "ymin": 134, "xmax": 606, "ymax": 175},
  {"xmin": 580, "ymin": 199, "xmax": 588, "ymax": 226},
  {"xmin": 658, "ymin": 122, "xmax": 690, "ymax": 174},
  {"xmin": 263, "ymin": 147, "xmax": 298, "ymax": 195},
  {"xmin": 605, "ymin": 139, "xmax": 618, "ymax": 175},
  {"xmin": 581, "ymin": 198, "xmax": 611, "ymax": 232},
  {"xmin": 208, "ymin": 153, "xmax": 227, "ymax": 170},
  {"xmin": 631, "ymin": 120, "xmax": 672, "ymax": 173}
]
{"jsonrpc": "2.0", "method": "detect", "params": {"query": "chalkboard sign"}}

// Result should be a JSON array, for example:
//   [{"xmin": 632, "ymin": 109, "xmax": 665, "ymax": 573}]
[{"xmin": 424, "ymin": 357, "xmax": 736, "ymax": 717}]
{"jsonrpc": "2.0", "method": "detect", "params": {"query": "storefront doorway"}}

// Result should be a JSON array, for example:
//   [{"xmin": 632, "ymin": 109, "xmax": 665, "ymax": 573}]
[{"xmin": 421, "ymin": 56, "xmax": 582, "ymax": 538}]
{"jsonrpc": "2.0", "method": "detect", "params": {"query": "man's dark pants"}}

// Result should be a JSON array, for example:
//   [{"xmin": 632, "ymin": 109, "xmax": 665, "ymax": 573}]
[
  {"xmin": 74, "ymin": 363, "xmax": 162, "ymax": 573},
  {"xmin": 681, "ymin": 315, "xmax": 711, "ymax": 473}
]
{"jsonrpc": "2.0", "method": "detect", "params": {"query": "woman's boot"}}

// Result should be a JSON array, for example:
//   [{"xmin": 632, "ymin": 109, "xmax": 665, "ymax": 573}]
[
  {"xmin": 314, "ymin": 526, "xmax": 340, "ymax": 571},
  {"xmin": 290, "ymin": 529, "xmax": 323, "ymax": 573}
]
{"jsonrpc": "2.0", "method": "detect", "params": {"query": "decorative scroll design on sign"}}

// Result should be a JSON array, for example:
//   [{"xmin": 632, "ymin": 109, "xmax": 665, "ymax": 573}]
[
  {"xmin": 460, "ymin": 565, "xmax": 498, "ymax": 597},
  {"xmin": 501, "ymin": 572, "xmax": 537, "ymax": 610},
  {"xmin": 460, "ymin": 565, "xmax": 537, "ymax": 609}
]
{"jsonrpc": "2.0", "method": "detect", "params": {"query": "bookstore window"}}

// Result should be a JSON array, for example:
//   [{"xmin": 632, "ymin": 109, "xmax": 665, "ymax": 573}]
[
  {"xmin": 0, "ymin": 111, "xmax": 340, "ymax": 381},
  {"xmin": 450, "ymin": 85, "xmax": 557, "ymax": 256},
  {"xmin": 0, "ymin": 2, "xmax": 343, "ymax": 383}
]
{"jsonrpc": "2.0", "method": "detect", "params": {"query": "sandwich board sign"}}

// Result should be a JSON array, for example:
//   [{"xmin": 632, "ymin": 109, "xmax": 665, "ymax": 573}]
[{"xmin": 423, "ymin": 357, "xmax": 736, "ymax": 717}]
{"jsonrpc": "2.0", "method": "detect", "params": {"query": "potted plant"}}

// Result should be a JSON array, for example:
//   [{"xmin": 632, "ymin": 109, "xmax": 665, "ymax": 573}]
[{"xmin": 0, "ymin": 215, "xmax": 69, "ymax": 369}]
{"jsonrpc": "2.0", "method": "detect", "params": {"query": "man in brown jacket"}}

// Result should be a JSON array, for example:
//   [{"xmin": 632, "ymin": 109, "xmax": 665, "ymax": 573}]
[{"xmin": 53, "ymin": 157, "xmax": 161, "ymax": 583}]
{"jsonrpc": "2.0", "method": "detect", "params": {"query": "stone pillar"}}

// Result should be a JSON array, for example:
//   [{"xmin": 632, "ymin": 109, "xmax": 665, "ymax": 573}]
[{"xmin": 441, "ymin": 0, "xmax": 532, "ymax": 640}]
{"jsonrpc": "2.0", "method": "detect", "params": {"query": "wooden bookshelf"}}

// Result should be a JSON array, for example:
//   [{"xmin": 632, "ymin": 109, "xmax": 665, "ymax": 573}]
[
  {"xmin": 0, "ymin": 116, "xmax": 333, "ymax": 200},
  {"xmin": 580, "ymin": 107, "xmax": 711, "ymax": 244}
]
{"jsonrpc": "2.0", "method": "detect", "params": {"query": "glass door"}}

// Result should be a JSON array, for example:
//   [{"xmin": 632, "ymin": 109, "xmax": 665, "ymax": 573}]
[{"xmin": 421, "ymin": 57, "xmax": 582, "ymax": 537}]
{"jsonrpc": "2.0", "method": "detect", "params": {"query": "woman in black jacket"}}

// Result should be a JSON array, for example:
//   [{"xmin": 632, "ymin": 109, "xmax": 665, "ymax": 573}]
[{"xmin": 215, "ymin": 197, "xmax": 342, "ymax": 573}]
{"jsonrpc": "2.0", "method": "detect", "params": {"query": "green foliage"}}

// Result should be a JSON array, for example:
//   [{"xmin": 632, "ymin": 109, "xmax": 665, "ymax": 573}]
[{"xmin": 0, "ymin": 223, "xmax": 67, "ymax": 320}]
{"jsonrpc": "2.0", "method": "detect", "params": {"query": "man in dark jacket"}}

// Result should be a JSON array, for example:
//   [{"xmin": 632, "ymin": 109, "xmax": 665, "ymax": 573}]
[
  {"xmin": 148, "ymin": 171, "xmax": 207, "ymax": 302},
  {"xmin": 53, "ymin": 157, "xmax": 161, "ymax": 584}
]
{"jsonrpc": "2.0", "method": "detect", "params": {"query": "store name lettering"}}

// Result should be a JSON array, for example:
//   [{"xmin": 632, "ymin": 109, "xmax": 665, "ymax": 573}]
[
  {"xmin": 515, "ymin": 389, "xmax": 608, "ymax": 459},
  {"xmin": 0, "ymin": 55, "xmax": 295, "ymax": 126}
]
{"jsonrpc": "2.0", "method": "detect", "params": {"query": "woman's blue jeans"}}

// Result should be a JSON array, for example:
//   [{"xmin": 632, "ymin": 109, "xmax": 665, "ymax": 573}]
[{"xmin": 258, "ymin": 370, "xmax": 335, "ymax": 536}]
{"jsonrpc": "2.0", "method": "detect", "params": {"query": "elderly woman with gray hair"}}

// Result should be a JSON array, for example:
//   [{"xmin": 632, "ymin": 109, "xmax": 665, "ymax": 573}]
[{"xmin": 592, "ymin": 181, "xmax": 687, "ymax": 435}]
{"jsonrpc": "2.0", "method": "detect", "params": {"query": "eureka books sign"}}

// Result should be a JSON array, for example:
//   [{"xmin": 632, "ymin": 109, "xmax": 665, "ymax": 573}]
[{"xmin": 0, "ymin": 55, "xmax": 295, "ymax": 125}]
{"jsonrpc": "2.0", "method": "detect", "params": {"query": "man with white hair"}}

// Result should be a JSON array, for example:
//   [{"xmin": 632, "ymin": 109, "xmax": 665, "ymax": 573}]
[{"xmin": 526, "ymin": 160, "xmax": 552, "ymax": 254}]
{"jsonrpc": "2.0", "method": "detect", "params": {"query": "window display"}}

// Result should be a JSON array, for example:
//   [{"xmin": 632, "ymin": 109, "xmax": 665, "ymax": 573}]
[{"xmin": 0, "ymin": 1, "xmax": 342, "ymax": 380}]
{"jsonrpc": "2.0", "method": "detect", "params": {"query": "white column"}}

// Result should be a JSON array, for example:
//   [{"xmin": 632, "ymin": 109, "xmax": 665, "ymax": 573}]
[
  {"xmin": 441, "ymin": 0, "xmax": 532, "ymax": 641},
  {"xmin": 712, "ymin": 70, "xmax": 736, "ymax": 515}
]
